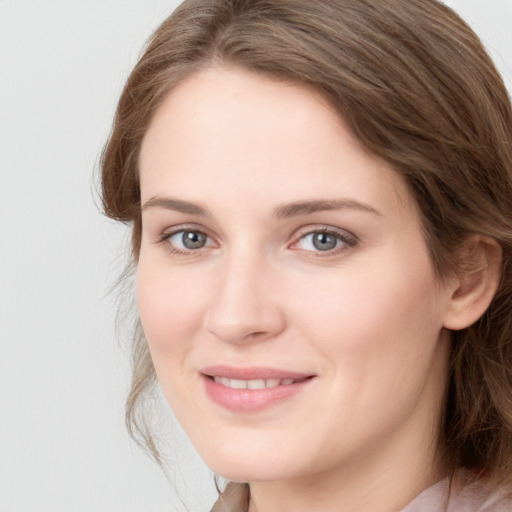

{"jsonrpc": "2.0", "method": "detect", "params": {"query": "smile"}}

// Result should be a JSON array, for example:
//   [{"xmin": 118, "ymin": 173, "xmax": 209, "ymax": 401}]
[
  {"xmin": 212, "ymin": 376, "xmax": 309, "ymax": 389},
  {"xmin": 201, "ymin": 367, "xmax": 315, "ymax": 412}
]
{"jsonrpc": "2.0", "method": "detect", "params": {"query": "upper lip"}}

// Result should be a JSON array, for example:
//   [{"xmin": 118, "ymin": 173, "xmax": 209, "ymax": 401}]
[{"xmin": 201, "ymin": 365, "xmax": 315, "ymax": 380}]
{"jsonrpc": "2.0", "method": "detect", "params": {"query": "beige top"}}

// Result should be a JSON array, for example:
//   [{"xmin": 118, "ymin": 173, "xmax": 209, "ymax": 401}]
[
  {"xmin": 401, "ymin": 471, "xmax": 512, "ymax": 512},
  {"xmin": 212, "ymin": 472, "xmax": 512, "ymax": 511}
]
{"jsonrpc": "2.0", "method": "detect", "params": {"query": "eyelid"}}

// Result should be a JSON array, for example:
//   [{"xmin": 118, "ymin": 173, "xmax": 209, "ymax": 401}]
[
  {"xmin": 152, "ymin": 222, "xmax": 357, "ymax": 257},
  {"xmin": 155, "ymin": 223, "xmax": 218, "ymax": 255},
  {"xmin": 154, "ymin": 222, "xmax": 212, "ymax": 241},
  {"xmin": 289, "ymin": 225, "xmax": 358, "ymax": 255}
]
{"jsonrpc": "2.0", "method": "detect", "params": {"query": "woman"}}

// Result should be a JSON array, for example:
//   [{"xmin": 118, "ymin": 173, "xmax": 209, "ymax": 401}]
[{"xmin": 101, "ymin": 0, "xmax": 512, "ymax": 510}]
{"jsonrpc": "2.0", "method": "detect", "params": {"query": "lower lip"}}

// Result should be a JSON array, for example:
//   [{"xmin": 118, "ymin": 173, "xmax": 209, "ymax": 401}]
[{"xmin": 202, "ymin": 375, "xmax": 313, "ymax": 412}]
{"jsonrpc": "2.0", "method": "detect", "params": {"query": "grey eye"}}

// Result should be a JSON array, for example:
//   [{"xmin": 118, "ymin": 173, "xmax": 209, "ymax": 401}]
[
  {"xmin": 312, "ymin": 232, "xmax": 339, "ymax": 251},
  {"xmin": 182, "ymin": 231, "xmax": 207, "ymax": 249},
  {"xmin": 295, "ymin": 231, "xmax": 348, "ymax": 253},
  {"xmin": 167, "ymin": 229, "xmax": 212, "ymax": 251}
]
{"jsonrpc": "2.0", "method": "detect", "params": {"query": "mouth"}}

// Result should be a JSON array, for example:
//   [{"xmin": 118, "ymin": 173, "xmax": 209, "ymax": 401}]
[
  {"xmin": 200, "ymin": 366, "xmax": 316, "ymax": 412},
  {"xmin": 207, "ymin": 375, "xmax": 312, "ymax": 389}
]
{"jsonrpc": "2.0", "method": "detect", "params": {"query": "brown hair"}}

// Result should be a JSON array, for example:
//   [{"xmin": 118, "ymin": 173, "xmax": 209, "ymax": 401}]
[{"xmin": 101, "ymin": 0, "xmax": 512, "ymax": 493}]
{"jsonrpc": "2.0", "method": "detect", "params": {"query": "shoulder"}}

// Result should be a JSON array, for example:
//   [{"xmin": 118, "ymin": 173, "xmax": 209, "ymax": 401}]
[
  {"xmin": 451, "ymin": 472, "xmax": 512, "ymax": 512},
  {"xmin": 401, "ymin": 470, "xmax": 512, "ymax": 512}
]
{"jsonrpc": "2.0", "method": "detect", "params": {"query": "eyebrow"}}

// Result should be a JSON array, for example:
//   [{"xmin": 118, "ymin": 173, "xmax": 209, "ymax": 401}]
[
  {"xmin": 273, "ymin": 199, "xmax": 381, "ymax": 218},
  {"xmin": 141, "ymin": 196, "xmax": 209, "ymax": 216},
  {"xmin": 141, "ymin": 196, "xmax": 381, "ymax": 218}
]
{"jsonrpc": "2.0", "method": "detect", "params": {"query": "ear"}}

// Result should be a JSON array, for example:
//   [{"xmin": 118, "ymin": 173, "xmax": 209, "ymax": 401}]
[{"xmin": 443, "ymin": 235, "xmax": 502, "ymax": 331}]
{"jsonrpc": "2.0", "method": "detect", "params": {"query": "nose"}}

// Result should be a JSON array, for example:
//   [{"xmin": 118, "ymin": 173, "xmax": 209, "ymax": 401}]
[{"xmin": 203, "ymin": 252, "xmax": 286, "ymax": 344}]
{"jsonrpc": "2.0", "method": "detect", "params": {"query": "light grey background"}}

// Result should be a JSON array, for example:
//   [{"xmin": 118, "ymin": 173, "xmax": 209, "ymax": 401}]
[{"xmin": 0, "ymin": 1, "xmax": 511, "ymax": 511}]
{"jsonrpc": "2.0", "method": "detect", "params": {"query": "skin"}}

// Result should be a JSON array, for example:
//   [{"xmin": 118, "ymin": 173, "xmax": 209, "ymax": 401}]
[{"xmin": 137, "ymin": 67, "xmax": 464, "ymax": 512}]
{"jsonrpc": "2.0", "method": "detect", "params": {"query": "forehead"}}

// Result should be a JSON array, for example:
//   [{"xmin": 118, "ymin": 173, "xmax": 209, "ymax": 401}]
[{"xmin": 139, "ymin": 66, "xmax": 414, "ymax": 217}]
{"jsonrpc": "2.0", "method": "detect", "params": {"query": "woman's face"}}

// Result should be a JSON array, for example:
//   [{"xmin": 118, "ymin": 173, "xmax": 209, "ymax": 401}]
[{"xmin": 137, "ymin": 67, "xmax": 453, "ymax": 484}]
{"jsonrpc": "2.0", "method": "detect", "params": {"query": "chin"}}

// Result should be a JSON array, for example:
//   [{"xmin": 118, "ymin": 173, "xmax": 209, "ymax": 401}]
[
  {"xmin": 211, "ymin": 461, "xmax": 291, "ymax": 484},
  {"xmin": 197, "ymin": 440, "xmax": 302, "ymax": 483}
]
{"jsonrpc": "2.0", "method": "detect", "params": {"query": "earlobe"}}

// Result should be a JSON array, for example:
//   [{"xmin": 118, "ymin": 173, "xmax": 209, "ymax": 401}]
[{"xmin": 443, "ymin": 236, "xmax": 502, "ymax": 331}]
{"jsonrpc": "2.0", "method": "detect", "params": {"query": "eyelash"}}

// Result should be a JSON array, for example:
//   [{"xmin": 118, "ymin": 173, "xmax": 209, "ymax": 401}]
[
  {"xmin": 156, "ymin": 225, "xmax": 358, "ymax": 258},
  {"xmin": 156, "ymin": 226, "xmax": 215, "ymax": 257},
  {"xmin": 290, "ymin": 228, "xmax": 357, "ymax": 257}
]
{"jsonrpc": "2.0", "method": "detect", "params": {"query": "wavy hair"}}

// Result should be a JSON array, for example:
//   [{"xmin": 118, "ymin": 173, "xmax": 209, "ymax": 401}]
[{"xmin": 101, "ymin": 0, "xmax": 512, "ymax": 496}]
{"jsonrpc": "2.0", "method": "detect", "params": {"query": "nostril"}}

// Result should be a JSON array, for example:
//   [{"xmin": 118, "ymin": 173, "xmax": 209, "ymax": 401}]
[{"xmin": 247, "ymin": 331, "xmax": 267, "ymax": 340}]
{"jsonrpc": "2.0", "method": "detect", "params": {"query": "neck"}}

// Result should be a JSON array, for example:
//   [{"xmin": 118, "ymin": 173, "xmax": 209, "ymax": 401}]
[{"xmin": 248, "ymin": 447, "xmax": 446, "ymax": 512}]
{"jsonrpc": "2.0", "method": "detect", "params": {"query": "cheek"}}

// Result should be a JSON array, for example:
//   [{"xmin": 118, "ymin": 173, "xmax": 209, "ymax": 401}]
[
  {"xmin": 289, "ymin": 245, "xmax": 446, "ymax": 374},
  {"xmin": 136, "ymin": 255, "xmax": 207, "ymax": 359},
  {"xmin": 284, "ymin": 253, "xmax": 448, "ymax": 448}
]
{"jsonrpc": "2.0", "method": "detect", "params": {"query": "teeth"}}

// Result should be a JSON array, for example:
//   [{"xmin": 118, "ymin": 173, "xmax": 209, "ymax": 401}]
[
  {"xmin": 247, "ymin": 379, "xmax": 266, "ymax": 390},
  {"xmin": 230, "ymin": 379, "xmax": 247, "ymax": 389},
  {"xmin": 212, "ymin": 377, "xmax": 300, "ymax": 389}
]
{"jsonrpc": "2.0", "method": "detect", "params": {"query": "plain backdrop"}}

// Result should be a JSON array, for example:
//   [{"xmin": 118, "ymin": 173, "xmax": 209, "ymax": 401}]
[{"xmin": 0, "ymin": 1, "xmax": 511, "ymax": 511}]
